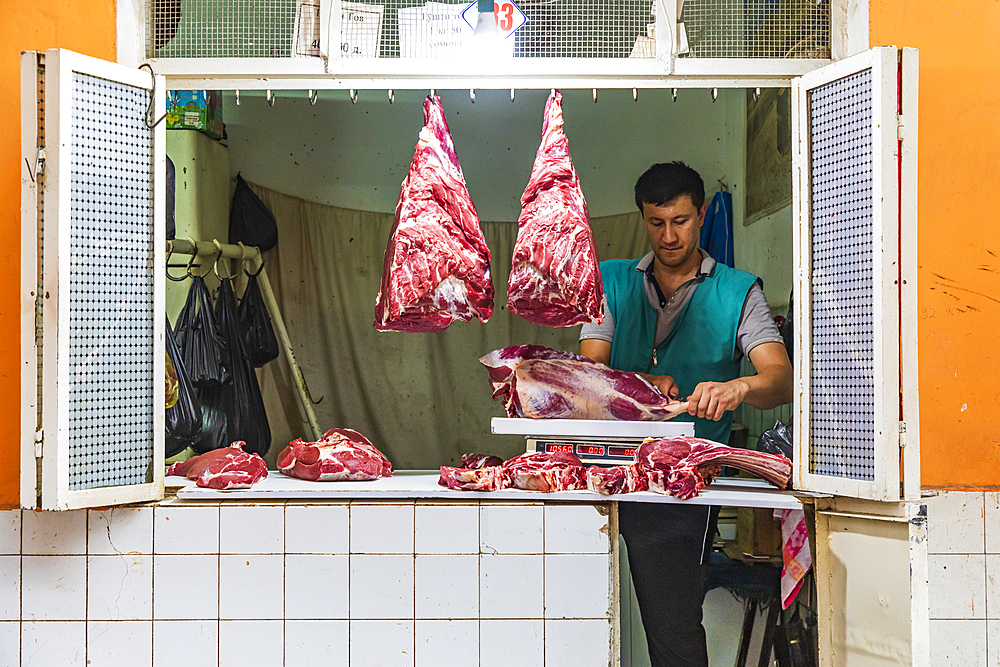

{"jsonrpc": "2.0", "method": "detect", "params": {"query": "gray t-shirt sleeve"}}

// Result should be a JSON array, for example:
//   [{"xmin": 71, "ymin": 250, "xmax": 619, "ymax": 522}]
[
  {"xmin": 735, "ymin": 282, "xmax": 785, "ymax": 359},
  {"xmin": 579, "ymin": 294, "xmax": 615, "ymax": 343}
]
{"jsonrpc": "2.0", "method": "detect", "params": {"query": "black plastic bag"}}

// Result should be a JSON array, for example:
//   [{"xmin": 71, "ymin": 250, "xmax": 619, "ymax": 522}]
[
  {"xmin": 202, "ymin": 278, "xmax": 271, "ymax": 455},
  {"xmin": 165, "ymin": 317, "xmax": 203, "ymax": 458},
  {"xmin": 781, "ymin": 290, "xmax": 793, "ymax": 364},
  {"xmin": 773, "ymin": 602, "xmax": 818, "ymax": 667},
  {"xmin": 229, "ymin": 173, "xmax": 278, "ymax": 251},
  {"xmin": 166, "ymin": 155, "xmax": 176, "ymax": 240},
  {"xmin": 174, "ymin": 275, "xmax": 227, "ymax": 388},
  {"xmin": 759, "ymin": 417, "xmax": 794, "ymax": 462},
  {"xmin": 238, "ymin": 266, "xmax": 279, "ymax": 367}
]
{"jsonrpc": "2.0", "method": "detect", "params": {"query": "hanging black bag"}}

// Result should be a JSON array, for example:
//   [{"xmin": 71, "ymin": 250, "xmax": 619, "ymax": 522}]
[
  {"xmin": 174, "ymin": 275, "xmax": 227, "ymax": 388},
  {"xmin": 228, "ymin": 173, "xmax": 278, "ymax": 251},
  {"xmin": 238, "ymin": 265, "xmax": 280, "ymax": 367},
  {"xmin": 164, "ymin": 316, "xmax": 203, "ymax": 458},
  {"xmin": 208, "ymin": 278, "xmax": 271, "ymax": 455},
  {"xmin": 165, "ymin": 155, "xmax": 176, "ymax": 240}
]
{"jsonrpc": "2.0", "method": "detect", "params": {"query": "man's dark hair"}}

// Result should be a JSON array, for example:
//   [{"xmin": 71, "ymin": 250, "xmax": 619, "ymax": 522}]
[{"xmin": 634, "ymin": 162, "xmax": 705, "ymax": 213}]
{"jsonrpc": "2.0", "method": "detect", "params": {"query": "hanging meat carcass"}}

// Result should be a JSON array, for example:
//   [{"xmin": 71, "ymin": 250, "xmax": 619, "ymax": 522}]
[
  {"xmin": 278, "ymin": 428, "xmax": 393, "ymax": 481},
  {"xmin": 374, "ymin": 95, "xmax": 494, "ymax": 332},
  {"xmin": 507, "ymin": 90, "xmax": 603, "ymax": 327},
  {"xmin": 166, "ymin": 442, "xmax": 268, "ymax": 490},
  {"xmin": 636, "ymin": 436, "xmax": 792, "ymax": 500},
  {"xmin": 480, "ymin": 345, "xmax": 688, "ymax": 421}
]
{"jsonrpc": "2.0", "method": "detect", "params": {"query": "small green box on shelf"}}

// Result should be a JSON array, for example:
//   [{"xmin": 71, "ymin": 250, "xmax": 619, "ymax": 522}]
[{"xmin": 166, "ymin": 90, "xmax": 224, "ymax": 139}]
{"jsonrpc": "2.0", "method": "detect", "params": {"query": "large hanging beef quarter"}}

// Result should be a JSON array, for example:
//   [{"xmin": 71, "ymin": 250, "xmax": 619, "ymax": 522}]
[
  {"xmin": 507, "ymin": 90, "xmax": 603, "ymax": 327},
  {"xmin": 374, "ymin": 95, "xmax": 494, "ymax": 332}
]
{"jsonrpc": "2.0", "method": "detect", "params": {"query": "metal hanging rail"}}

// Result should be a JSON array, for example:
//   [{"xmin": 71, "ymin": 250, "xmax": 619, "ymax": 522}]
[{"xmin": 167, "ymin": 237, "xmax": 324, "ymax": 442}]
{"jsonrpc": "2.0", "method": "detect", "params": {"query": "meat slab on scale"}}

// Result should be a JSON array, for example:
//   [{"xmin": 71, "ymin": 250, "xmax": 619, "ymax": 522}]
[
  {"xmin": 166, "ymin": 442, "xmax": 268, "ymax": 490},
  {"xmin": 586, "ymin": 463, "xmax": 649, "ymax": 495},
  {"xmin": 278, "ymin": 428, "xmax": 393, "ymax": 481},
  {"xmin": 374, "ymin": 95, "xmax": 494, "ymax": 332},
  {"xmin": 480, "ymin": 345, "xmax": 688, "ymax": 421},
  {"xmin": 506, "ymin": 90, "xmax": 603, "ymax": 327}
]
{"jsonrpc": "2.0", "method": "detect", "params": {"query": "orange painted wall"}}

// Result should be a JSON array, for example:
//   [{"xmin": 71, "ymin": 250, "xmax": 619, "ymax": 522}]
[
  {"xmin": 0, "ymin": 0, "xmax": 117, "ymax": 507},
  {"xmin": 871, "ymin": 2, "xmax": 1000, "ymax": 488}
]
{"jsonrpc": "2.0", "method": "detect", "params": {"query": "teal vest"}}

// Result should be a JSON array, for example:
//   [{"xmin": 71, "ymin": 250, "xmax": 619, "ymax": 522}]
[{"xmin": 602, "ymin": 257, "xmax": 758, "ymax": 443}]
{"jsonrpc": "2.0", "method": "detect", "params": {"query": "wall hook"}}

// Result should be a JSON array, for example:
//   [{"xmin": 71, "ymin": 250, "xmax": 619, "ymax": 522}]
[
  {"xmin": 470, "ymin": 88, "xmax": 476, "ymax": 104},
  {"xmin": 632, "ymin": 87, "xmax": 638, "ymax": 101},
  {"xmin": 266, "ymin": 89, "xmax": 275, "ymax": 107},
  {"xmin": 350, "ymin": 89, "xmax": 358, "ymax": 104},
  {"xmin": 510, "ymin": 88, "xmax": 515, "ymax": 103},
  {"xmin": 753, "ymin": 87, "xmax": 761, "ymax": 101},
  {"xmin": 711, "ymin": 87, "xmax": 718, "ymax": 103},
  {"xmin": 430, "ymin": 88, "xmax": 435, "ymax": 97},
  {"xmin": 387, "ymin": 89, "xmax": 394, "ymax": 104},
  {"xmin": 308, "ymin": 89, "xmax": 318, "ymax": 105},
  {"xmin": 235, "ymin": 89, "xmax": 240, "ymax": 106},
  {"xmin": 592, "ymin": 88, "xmax": 598, "ymax": 103},
  {"xmin": 672, "ymin": 88, "xmax": 678, "ymax": 102}
]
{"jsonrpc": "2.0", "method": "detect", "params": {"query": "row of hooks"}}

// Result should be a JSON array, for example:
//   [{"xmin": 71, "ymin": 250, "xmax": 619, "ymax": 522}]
[
  {"xmin": 166, "ymin": 240, "xmax": 262, "ymax": 281},
  {"xmin": 234, "ymin": 87, "xmax": 765, "ymax": 106}
]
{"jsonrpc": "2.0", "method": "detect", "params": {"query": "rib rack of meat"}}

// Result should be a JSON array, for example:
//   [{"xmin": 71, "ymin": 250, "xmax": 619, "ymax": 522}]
[
  {"xmin": 636, "ymin": 436, "xmax": 792, "ymax": 500},
  {"xmin": 278, "ymin": 428, "xmax": 393, "ymax": 481},
  {"xmin": 166, "ymin": 442, "xmax": 268, "ymax": 490},
  {"xmin": 501, "ymin": 451, "xmax": 587, "ymax": 492},
  {"xmin": 507, "ymin": 90, "xmax": 603, "ymax": 327},
  {"xmin": 374, "ymin": 95, "xmax": 493, "ymax": 332},
  {"xmin": 480, "ymin": 345, "xmax": 688, "ymax": 421}
]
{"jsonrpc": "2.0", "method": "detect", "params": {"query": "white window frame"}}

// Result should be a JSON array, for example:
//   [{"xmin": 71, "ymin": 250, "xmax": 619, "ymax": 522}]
[
  {"xmin": 21, "ymin": 49, "xmax": 166, "ymax": 510},
  {"xmin": 791, "ymin": 46, "xmax": 919, "ymax": 501}
]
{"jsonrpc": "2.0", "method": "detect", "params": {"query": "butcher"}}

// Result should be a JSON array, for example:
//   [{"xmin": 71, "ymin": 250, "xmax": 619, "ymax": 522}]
[{"xmin": 579, "ymin": 161, "xmax": 793, "ymax": 667}]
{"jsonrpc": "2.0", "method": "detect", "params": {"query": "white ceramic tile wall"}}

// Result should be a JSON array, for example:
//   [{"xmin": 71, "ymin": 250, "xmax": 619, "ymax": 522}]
[
  {"xmin": 285, "ymin": 504, "xmax": 349, "ymax": 554},
  {"xmin": 930, "ymin": 619, "xmax": 987, "ymax": 665},
  {"xmin": 285, "ymin": 554, "xmax": 350, "ymax": 619},
  {"xmin": 546, "ymin": 554, "xmax": 613, "ymax": 619},
  {"xmin": 988, "ymin": 493, "xmax": 1000, "ymax": 555},
  {"xmin": 0, "ymin": 500, "xmax": 614, "ymax": 667},
  {"xmin": 546, "ymin": 619, "xmax": 613, "ymax": 667},
  {"xmin": 153, "ymin": 620, "xmax": 218, "ymax": 667},
  {"xmin": 989, "ymin": 620, "xmax": 1000, "ymax": 667},
  {"xmin": 88, "ymin": 507, "xmax": 153, "ymax": 555},
  {"xmin": 926, "ymin": 492, "xmax": 985, "ymax": 555},
  {"xmin": 286, "ymin": 620, "xmax": 349, "ymax": 667},
  {"xmin": 929, "ymin": 554, "xmax": 986, "ymax": 620},
  {"xmin": 87, "ymin": 621, "xmax": 153, "ymax": 667}
]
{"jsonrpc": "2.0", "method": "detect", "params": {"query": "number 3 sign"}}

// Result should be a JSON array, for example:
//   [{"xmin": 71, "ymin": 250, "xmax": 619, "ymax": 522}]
[{"xmin": 460, "ymin": 0, "xmax": 528, "ymax": 39}]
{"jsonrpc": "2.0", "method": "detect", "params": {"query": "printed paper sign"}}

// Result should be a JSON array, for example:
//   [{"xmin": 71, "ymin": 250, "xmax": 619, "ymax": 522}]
[
  {"xmin": 340, "ymin": 1, "xmax": 385, "ymax": 58},
  {"xmin": 460, "ymin": 0, "xmax": 527, "ymax": 39},
  {"xmin": 293, "ymin": 0, "xmax": 322, "ymax": 56},
  {"xmin": 400, "ymin": 1, "xmax": 515, "ymax": 58}
]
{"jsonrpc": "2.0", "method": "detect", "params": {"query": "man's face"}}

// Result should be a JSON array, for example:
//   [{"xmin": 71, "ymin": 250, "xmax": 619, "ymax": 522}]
[{"xmin": 641, "ymin": 195, "xmax": 706, "ymax": 270}]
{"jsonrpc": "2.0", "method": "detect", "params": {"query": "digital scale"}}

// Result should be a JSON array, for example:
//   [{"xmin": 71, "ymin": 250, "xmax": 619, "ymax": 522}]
[{"xmin": 491, "ymin": 418, "xmax": 695, "ymax": 466}]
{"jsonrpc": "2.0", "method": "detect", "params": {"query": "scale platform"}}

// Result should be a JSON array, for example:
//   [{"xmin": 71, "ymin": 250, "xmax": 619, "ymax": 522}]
[{"xmin": 491, "ymin": 417, "xmax": 694, "ymax": 466}]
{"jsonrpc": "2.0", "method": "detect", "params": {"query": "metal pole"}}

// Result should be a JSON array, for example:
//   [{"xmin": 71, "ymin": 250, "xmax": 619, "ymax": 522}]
[{"xmin": 166, "ymin": 239, "xmax": 324, "ymax": 441}]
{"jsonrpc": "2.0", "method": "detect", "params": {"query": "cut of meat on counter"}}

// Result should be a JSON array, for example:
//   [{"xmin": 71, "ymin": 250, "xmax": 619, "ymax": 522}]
[
  {"xmin": 586, "ymin": 464, "xmax": 649, "ymax": 495},
  {"xmin": 166, "ymin": 442, "xmax": 268, "ymax": 490},
  {"xmin": 460, "ymin": 452, "xmax": 504, "ymax": 469},
  {"xmin": 637, "ymin": 436, "xmax": 792, "ymax": 500},
  {"xmin": 438, "ymin": 465, "xmax": 509, "ymax": 491},
  {"xmin": 480, "ymin": 345, "xmax": 688, "ymax": 421},
  {"xmin": 507, "ymin": 90, "xmax": 603, "ymax": 327},
  {"xmin": 438, "ymin": 451, "xmax": 587, "ymax": 493},
  {"xmin": 278, "ymin": 428, "xmax": 393, "ymax": 481},
  {"xmin": 374, "ymin": 95, "xmax": 494, "ymax": 332},
  {"xmin": 502, "ymin": 451, "xmax": 587, "ymax": 492}
]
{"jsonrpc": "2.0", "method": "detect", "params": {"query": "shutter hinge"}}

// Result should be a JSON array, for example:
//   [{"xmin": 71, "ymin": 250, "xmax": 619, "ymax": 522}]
[
  {"xmin": 34, "ymin": 429, "xmax": 43, "ymax": 458},
  {"xmin": 898, "ymin": 420, "xmax": 907, "ymax": 448},
  {"xmin": 897, "ymin": 115, "xmax": 907, "ymax": 142}
]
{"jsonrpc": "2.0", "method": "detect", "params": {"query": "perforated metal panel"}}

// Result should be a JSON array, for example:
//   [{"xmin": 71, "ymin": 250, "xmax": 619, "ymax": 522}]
[
  {"xmin": 807, "ymin": 68, "xmax": 875, "ymax": 481},
  {"xmin": 66, "ymin": 73, "xmax": 156, "ymax": 491},
  {"xmin": 679, "ymin": 0, "xmax": 829, "ymax": 58}
]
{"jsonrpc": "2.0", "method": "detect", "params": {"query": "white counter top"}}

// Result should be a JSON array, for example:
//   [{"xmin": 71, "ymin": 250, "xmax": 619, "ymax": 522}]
[{"xmin": 170, "ymin": 471, "xmax": 821, "ymax": 510}]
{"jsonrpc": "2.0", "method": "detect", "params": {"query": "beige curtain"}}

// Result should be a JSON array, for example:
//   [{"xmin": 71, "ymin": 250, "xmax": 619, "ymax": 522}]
[{"xmin": 250, "ymin": 183, "xmax": 650, "ymax": 470}]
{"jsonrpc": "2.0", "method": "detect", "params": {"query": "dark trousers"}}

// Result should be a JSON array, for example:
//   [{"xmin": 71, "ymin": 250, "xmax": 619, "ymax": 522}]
[{"xmin": 619, "ymin": 503, "xmax": 720, "ymax": 667}]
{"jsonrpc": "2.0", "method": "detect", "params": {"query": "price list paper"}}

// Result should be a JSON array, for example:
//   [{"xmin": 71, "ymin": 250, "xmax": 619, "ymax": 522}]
[{"xmin": 340, "ymin": 1, "xmax": 385, "ymax": 58}]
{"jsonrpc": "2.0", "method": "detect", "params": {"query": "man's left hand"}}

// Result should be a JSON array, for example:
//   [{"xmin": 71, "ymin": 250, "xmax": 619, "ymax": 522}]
[{"xmin": 686, "ymin": 380, "xmax": 748, "ymax": 421}]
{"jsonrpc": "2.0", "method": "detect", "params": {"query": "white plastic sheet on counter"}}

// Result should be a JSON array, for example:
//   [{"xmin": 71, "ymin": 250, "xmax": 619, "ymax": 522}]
[{"xmin": 171, "ymin": 471, "xmax": 820, "ymax": 509}]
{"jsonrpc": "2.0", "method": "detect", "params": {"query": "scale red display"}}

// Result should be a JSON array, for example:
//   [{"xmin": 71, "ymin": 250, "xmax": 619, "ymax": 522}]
[
  {"xmin": 545, "ymin": 443, "xmax": 574, "ymax": 454},
  {"xmin": 576, "ymin": 445, "xmax": 606, "ymax": 456},
  {"xmin": 608, "ymin": 446, "xmax": 637, "ymax": 458}
]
